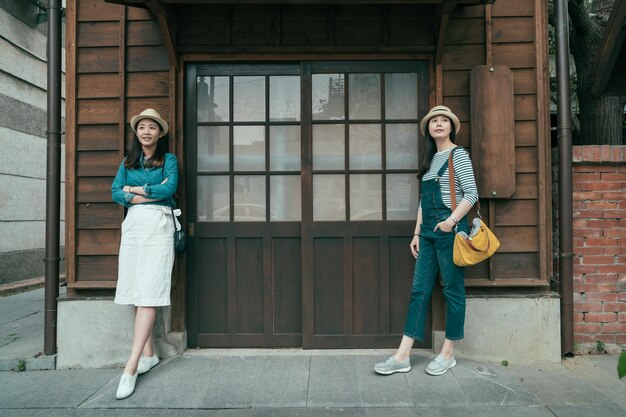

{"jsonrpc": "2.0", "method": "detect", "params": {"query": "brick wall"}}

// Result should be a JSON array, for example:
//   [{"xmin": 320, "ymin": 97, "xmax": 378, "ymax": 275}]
[{"xmin": 571, "ymin": 145, "xmax": 626, "ymax": 352}]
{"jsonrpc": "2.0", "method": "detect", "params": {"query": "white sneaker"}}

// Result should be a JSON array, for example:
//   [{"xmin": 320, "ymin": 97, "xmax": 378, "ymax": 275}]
[
  {"xmin": 137, "ymin": 355, "xmax": 159, "ymax": 375},
  {"xmin": 115, "ymin": 372, "xmax": 137, "ymax": 400}
]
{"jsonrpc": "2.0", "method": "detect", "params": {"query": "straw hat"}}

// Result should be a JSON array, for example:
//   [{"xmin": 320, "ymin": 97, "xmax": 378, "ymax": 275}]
[
  {"xmin": 130, "ymin": 108, "xmax": 169, "ymax": 136},
  {"xmin": 419, "ymin": 105, "xmax": 460, "ymax": 136}
]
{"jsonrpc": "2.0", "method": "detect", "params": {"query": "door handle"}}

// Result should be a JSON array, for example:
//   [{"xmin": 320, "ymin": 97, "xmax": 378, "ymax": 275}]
[{"xmin": 189, "ymin": 222, "xmax": 194, "ymax": 238}]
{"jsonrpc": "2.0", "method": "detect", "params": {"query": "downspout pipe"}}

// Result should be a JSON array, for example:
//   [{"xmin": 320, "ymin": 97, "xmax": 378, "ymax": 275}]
[
  {"xmin": 44, "ymin": 0, "xmax": 63, "ymax": 356},
  {"xmin": 555, "ymin": 0, "xmax": 574, "ymax": 356}
]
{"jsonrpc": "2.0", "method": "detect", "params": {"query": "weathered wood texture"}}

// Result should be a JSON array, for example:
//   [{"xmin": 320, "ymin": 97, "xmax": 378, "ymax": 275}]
[
  {"xmin": 66, "ymin": 0, "xmax": 550, "ymax": 291},
  {"xmin": 67, "ymin": 0, "xmax": 170, "ymax": 288}
]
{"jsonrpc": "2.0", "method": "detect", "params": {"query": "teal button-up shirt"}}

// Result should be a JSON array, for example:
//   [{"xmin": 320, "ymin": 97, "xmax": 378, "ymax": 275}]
[{"xmin": 111, "ymin": 153, "xmax": 179, "ymax": 208}]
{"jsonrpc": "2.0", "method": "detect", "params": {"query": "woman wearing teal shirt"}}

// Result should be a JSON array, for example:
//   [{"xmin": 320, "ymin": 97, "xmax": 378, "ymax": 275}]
[{"xmin": 111, "ymin": 109, "xmax": 179, "ymax": 400}]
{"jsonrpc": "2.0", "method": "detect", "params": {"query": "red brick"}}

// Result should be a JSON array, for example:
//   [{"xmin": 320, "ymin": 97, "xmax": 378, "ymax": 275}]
[
  {"xmin": 574, "ymin": 173, "xmax": 601, "ymax": 182},
  {"xmin": 603, "ymin": 246, "xmax": 624, "ymax": 256},
  {"xmin": 575, "ymin": 323, "xmax": 602, "ymax": 333},
  {"xmin": 598, "ymin": 265, "xmax": 626, "ymax": 274},
  {"xmin": 603, "ymin": 302, "xmax": 626, "ymax": 312},
  {"xmin": 619, "ymin": 312, "xmax": 626, "ymax": 322},
  {"xmin": 586, "ymin": 292, "xmax": 618, "ymax": 302},
  {"xmin": 585, "ymin": 201, "xmax": 619, "ymax": 209},
  {"xmin": 574, "ymin": 209, "xmax": 605, "ymax": 218},
  {"xmin": 574, "ymin": 228, "xmax": 602, "ymax": 238},
  {"xmin": 601, "ymin": 323, "xmax": 626, "ymax": 333},
  {"xmin": 600, "ymin": 173, "xmax": 625, "ymax": 181},
  {"xmin": 600, "ymin": 145, "xmax": 612, "ymax": 161},
  {"xmin": 616, "ymin": 334, "xmax": 626, "ymax": 344},
  {"xmin": 574, "ymin": 265, "xmax": 599, "ymax": 274},
  {"xmin": 583, "ymin": 237, "xmax": 619, "ymax": 247},
  {"xmin": 598, "ymin": 282, "xmax": 619, "ymax": 292},
  {"xmin": 572, "ymin": 189, "xmax": 602, "ymax": 201},
  {"xmin": 603, "ymin": 210, "xmax": 626, "ymax": 219},
  {"xmin": 620, "ymin": 202, "xmax": 626, "ymax": 210},
  {"xmin": 595, "ymin": 334, "xmax": 617, "ymax": 344},
  {"xmin": 575, "ymin": 334, "xmax": 601, "ymax": 343},
  {"xmin": 582, "ymin": 273, "xmax": 619, "ymax": 283},
  {"xmin": 582, "ymin": 255, "xmax": 617, "ymax": 265},
  {"xmin": 574, "ymin": 312, "xmax": 585, "ymax": 322},
  {"xmin": 620, "ymin": 293, "xmax": 626, "ymax": 302},
  {"xmin": 574, "ymin": 302, "xmax": 603, "ymax": 312},
  {"xmin": 606, "ymin": 229, "xmax": 626, "ymax": 238},
  {"xmin": 601, "ymin": 192, "xmax": 626, "ymax": 200},
  {"xmin": 585, "ymin": 312, "xmax": 617, "ymax": 322}
]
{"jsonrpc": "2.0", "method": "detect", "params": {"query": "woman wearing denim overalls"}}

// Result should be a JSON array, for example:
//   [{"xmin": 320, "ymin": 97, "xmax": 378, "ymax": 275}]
[
  {"xmin": 374, "ymin": 106, "xmax": 478, "ymax": 376},
  {"xmin": 111, "ymin": 109, "xmax": 180, "ymax": 399}
]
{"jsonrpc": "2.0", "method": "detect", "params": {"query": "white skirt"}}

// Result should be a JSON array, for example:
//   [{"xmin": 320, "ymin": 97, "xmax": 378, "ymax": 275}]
[{"xmin": 114, "ymin": 204, "xmax": 176, "ymax": 307}]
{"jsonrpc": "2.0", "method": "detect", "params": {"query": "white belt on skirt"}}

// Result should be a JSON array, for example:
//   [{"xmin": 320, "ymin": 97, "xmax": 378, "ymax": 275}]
[{"xmin": 133, "ymin": 205, "xmax": 181, "ymax": 231}]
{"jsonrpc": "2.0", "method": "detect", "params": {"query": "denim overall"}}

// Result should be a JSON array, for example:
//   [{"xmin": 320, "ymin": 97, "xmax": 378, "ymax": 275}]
[{"xmin": 403, "ymin": 158, "xmax": 470, "ymax": 341}]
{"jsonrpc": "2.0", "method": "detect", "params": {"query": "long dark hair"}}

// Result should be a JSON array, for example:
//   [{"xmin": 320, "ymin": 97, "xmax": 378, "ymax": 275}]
[
  {"xmin": 124, "ymin": 132, "xmax": 169, "ymax": 169},
  {"xmin": 416, "ymin": 120, "xmax": 456, "ymax": 180}
]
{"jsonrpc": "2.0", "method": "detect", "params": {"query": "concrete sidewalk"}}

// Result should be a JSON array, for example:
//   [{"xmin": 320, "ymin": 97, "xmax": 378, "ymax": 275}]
[{"xmin": 1, "ymin": 288, "xmax": 625, "ymax": 416}]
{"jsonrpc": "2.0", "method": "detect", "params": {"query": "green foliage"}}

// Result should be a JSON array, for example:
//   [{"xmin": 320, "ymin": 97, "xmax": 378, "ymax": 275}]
[
  {"xmin": 501, "ymin": 360, "xmax": 509, "ymax": 367},
  {"xmin": 15, "ymin": 359, "xmax": 26, "ymax": 372},
  {"xmin": 596, "ymin": 340, "xmax": 606, "ymax": 352},
  {"xmin": 618, "ymin": 351, "xmax": 626, "ymax": 379}
]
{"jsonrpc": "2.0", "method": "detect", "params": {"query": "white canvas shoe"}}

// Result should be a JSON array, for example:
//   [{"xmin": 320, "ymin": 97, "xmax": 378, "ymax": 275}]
[
  {"xmin": 115, "ymin": 372, "xmax": 137, "ymax": 400},
  {"xmin": 137, "ymin": 355, "xmax": 159, "ymax": 375}
]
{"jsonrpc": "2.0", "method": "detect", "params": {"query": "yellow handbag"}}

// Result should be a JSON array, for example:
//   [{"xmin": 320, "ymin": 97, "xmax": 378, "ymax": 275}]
[{"xmin": 447, "ymin": 150, "xmax": 500, "ymax": 267}]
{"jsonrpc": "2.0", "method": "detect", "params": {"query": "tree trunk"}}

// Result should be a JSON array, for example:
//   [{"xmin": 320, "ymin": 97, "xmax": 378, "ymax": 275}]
[
  {"xmin": 577, "ymin": 95, "xmax": 626, "ymax": 144},
  {"xmin": 567, "ymin": 0, "xmax": 626, "ymax": 145}
]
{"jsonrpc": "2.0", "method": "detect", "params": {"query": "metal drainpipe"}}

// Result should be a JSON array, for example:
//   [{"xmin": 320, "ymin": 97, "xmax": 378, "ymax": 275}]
[
  {"xmin": 555, "ymin": 0, "xmax": 574, "ymax": 356},
  {"xmin": 44, "ymin": 0, "xmax": 62, "ymax": 356}
]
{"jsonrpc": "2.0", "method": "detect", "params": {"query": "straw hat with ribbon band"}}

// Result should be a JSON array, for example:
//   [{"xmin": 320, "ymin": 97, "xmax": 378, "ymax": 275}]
[
  {"xmin": 130, "ymin": 108, "xmax": 169, "ymax": 136},
  {"xmin": 419, "ymin": 105, "xmax": 461, "ymax": 137}
]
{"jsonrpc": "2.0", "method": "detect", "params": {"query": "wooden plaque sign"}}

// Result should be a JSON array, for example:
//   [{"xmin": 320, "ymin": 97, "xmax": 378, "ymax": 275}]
[{"xmin": 470, "ymin": 65, "xmax": 516, "ymax": 199}]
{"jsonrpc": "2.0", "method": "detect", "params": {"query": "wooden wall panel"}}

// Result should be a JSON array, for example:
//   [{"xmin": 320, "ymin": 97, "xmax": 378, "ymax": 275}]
[
  {"xmin": 77, "ymin": 74, "xmax": 120, "ymax": 98},
  {"xmin": 77, "ymin": 151, "xmax": 119, "ymax": 177},
  {"xmin": 77, "ymin": 22, "xmax": 119, "ymax": 46},
  {"xmin": 76, "ymin": 256, "xmax": 119, "ymax": 281},
  {"xmin": 196, "ymin": 238, "xmax": 228, "ymax": 333},
  {"xmin": 352, "ymin": 238, "xmax": 381, "ymax": 335},
  {"xmin": 127, "ymin": 20, "xmax": 163, "ymax": 46},
  {"xmin": 492, "ymin": 17, "xmax": 535, "ymax": 43},
  {"xmin": 314, "ymin": 238, "xmax": 344, "ymax": 335},
  {"xmin": 492, "ymin": 0, "xmax": 534, "ymax": 17},
  {"xmin": 515, "ymin": 121, "xmax": 538, "ymax": 146},
  {"xmin": 76, "ymin": 177, "xmax": 116, "ymax": 203},
  {"xmin": 235, "ymin": 238, "xmax": 265, "ymax": 333},
  {"xmin": 273, "ymin": 238, "xmax": 302, "ymax": 334},
  {"xmin": 77, "ymin": 0, "xmax": 120, "ymax": 22},
  {"xmin": 77, "ymin": 125, "xmax": 119, "ymax": 150},
  {"xmin": 77, "ymin": 99, "xmax": 120, "ymax": 124},
  {"xmin": 76, "ymin": 229, "xmax": 120, "ymax": 255},
  {"xmin": 493, "ymin": 43, "xmax": 535, "ymax": 68},
  {"xmin": 77, "ymin": 203, "xmax": 121, "ymax": 229},
  {"xmin": 126, "ymin": 97, "xmax": 170, "ymax": 122},
  {"xmin": 126, "ymin": 46, "xmax": 169, "ymax": 72},
  {"xmin": 446, "ymin": 18, "xmax": 485, "ymax": 44},
  {"xmin": 126, "ymin": 72, "xmax": 170, "ymax": 97},
  {"xmin": 77, "ymin": 47, "xmax": 119, "ymax": 73}
]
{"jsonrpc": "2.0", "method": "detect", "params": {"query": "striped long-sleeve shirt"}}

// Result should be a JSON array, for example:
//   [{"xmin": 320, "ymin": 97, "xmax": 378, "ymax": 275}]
[{"xmin": 418, "ymin": 146, "xmax": 479, "ymax": 210}]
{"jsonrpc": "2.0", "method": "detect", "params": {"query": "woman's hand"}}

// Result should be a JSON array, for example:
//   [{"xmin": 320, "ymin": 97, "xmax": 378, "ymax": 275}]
[
  {"xmin": 409, "ymin": 235, "xmax": 420, "ymax": 258},
  {"xmin": 434, "ymin": 217, "xmax": 456, "ymax": 233}
]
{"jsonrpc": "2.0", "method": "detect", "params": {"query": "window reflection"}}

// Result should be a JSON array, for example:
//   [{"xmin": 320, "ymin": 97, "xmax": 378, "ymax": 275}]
[
  {"xmin": 312, "ymin": 74, "xmax": 345, "ymax": 120},
  {"xmin": 386, "ymin": 174, "xmax": 419, "ymax": 220},
  {"xmin": 197, "ymin": 176, "xmax": 229, "ymax": 222},
  {"xmin": 385, "ymin": 73, "xmax": 418, "ymax": 120},
  {"xmin": 386, "ymin": 124, "xmax": 418, "ymax": 170},
  {"xmin": 197, "ymin": 76, "xmax": 229, "ymax": 122},
  {"xmin": 350, "ymin": 174, "xmax": 382, "ymax": 221},
  {"xmin": 234, "ymin": 175, "xmax": 266, "ymax": 222},
  {"xmin": 270, "ymin": 175, "xmax": 301, "ymax": 221},
  {"xmin": 313, "ymin": 174, "xmax": 345, "ymax": 221},
  {"xmin": 234, "ymin": 76, "xmax": 265, "ymax": 122},
  {"xmin": 349, "ymin": 73, "xmax": 381, "ymax": 120},
  {"xmin": 349, "ymin": 124, "xmax": 381, "ymax": 170},
  {"xmin": 234, "ymin": 126, "xmax": 265, "ymax": 171},
  {"xmin": 270, "ymin": 76, "xmax": 300, "ymax": 121}
]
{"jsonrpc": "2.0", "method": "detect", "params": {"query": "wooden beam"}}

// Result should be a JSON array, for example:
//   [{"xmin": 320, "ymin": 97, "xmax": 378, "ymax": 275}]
[
  {"xmin": 145, "ymin": 0, "xmax": 179, "ymax": 70},
  {"xmin": 107, "ymin": 0, "xmax": 489, "ymax": 5},
  {"xmin": 433, "ymin": 0, "xmax": 458, "ymax": 67}
]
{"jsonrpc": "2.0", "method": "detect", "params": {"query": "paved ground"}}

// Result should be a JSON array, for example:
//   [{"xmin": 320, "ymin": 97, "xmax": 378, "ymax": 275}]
[{"xmin": 1, "ymin": 287, "xmax": 625, "ymax": 416}]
